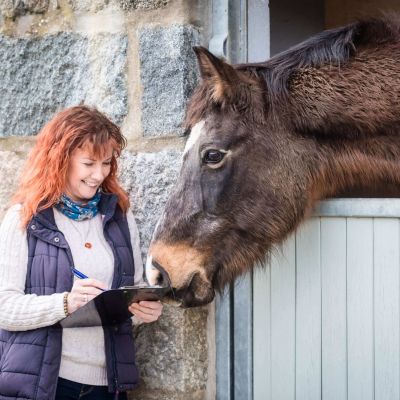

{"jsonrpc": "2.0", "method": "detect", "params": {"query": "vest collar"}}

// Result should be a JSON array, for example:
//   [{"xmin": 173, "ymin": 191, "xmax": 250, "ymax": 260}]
[
  {"xmin": 33, "ymin": 206, "xmax": 57, "ymax": 229},
  {"xmin": 28, "ymin": 193, "xmax": 119, "ymax": 248},
  {"xmin": 32, "ymin": 193, "xmax": 119, "ymax": 227},
  {"xmin": 98, "ymin": 192, "xmax": 119, "ymax": 224},
  {"xmin": 28, "ymin": 210, "xmax": 69, "ymax": 249}
]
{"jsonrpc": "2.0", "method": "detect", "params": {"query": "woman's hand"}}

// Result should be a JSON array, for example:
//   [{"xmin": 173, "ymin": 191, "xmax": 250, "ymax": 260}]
[
  {"xmin": 67, "ymin": 278, "xmax": 107, "ymax": 314},
  {"xmin": 129, "ymin": 301, "xmax": 163, "ymax": 323}
]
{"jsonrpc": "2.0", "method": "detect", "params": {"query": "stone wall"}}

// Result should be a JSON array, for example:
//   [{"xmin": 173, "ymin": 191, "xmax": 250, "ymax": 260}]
[{"xmin": 0, "ymin": 0, "xmax": 214, "ymax": 399}]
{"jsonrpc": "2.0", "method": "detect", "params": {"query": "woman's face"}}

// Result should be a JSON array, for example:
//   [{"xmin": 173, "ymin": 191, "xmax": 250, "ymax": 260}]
[{"xmin": 65, "ymin": 143, "xmax": 113, "ymax": 203}]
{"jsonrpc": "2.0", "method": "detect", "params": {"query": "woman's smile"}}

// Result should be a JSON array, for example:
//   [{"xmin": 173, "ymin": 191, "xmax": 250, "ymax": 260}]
[
  {"xmin": 82, "ymin": 180, "xmax": 100, "ymax": 188},
  {"xmin": 65, "ymin": 145, "xmax": 113, "ymax": 203}
]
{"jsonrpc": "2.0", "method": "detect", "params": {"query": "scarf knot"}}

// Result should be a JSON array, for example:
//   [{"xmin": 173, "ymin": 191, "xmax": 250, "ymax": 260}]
[{"xmin": 55, "ymin": 191, "xmax": 101, "ymax": 221}]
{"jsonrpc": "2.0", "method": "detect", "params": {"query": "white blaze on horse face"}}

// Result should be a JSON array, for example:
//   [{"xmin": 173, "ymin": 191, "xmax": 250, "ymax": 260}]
[{"xmin": 183, "ymin": 120, "xmax": 205, "ymax": 155}]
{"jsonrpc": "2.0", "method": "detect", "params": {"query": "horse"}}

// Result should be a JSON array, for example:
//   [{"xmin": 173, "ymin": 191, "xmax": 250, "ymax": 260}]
[{"xmin": 145, "ymin": 15, "xmax": 400, "ymax": 307}]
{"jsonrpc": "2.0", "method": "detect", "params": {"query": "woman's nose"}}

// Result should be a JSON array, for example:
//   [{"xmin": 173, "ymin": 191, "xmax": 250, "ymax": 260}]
[{"xmin": 91, "ymin": 166, "xmax": 107, "ymax": 181}]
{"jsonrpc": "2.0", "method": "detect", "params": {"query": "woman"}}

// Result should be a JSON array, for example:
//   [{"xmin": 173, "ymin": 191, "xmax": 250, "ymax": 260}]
[{"xmin": 0, "ymin": 105, "xmax": 163, "ymax": 400}]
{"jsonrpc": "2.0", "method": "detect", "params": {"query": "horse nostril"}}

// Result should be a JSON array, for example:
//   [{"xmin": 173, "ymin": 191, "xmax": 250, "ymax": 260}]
[
  {"xmin": 156, "ymin": 271, "xmax": 165, "ymax": 286},
  {"xmin": 151, "ymin": 260, "xmax": 171, "ymax": 288},
  {"xmin": 145, "ymin": 256, "xmax": 171, "ymax": 288}
]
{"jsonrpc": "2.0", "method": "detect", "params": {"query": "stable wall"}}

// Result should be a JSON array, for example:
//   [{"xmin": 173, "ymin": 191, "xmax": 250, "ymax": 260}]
[
  {"xmin": 325, "ymin": 0, "xmax": 400, "ymax": 28},
  {"xmin": 270, "ymin": 0, "xmax": 400, "ymax": 56},
  {"xmin": 0, "ymin": 1, "xmax": 213, "ymax": 399}
]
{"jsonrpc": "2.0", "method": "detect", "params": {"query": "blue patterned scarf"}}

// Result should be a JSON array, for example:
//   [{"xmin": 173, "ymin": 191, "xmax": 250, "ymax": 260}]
[{"xmin": 55, "ymin": 191, "xmax": 101, "ymax": 221}]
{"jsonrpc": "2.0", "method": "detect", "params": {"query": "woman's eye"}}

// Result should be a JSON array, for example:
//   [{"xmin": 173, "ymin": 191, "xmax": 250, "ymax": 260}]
[
  {"xmin": 103, "ymin": 161, "xmax": 112, "ymax": 166},
  {"xmin": 203, "ymin": 150, "xmax": 225, "ymax": 164},
  {"xmin": 83, "ymin": 163, "xmax": 93, "ymax": 167}
]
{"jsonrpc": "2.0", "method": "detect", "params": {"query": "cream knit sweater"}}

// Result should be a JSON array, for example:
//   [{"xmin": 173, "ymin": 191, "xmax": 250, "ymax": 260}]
[{"xmin": 0, "ymin": 204, "xmax": 143, "ymax": 386}]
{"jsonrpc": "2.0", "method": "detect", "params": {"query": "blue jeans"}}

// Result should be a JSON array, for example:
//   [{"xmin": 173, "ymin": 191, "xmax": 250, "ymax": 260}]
[{"xmin": 55, "ymin": 377, "xmax": 128, "ymax": 400}]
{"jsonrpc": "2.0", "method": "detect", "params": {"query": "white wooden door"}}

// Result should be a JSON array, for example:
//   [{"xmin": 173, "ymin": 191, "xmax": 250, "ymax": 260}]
[{"xmin": 253, "ymin": 199, "xmax": 400, "ymax": 400}]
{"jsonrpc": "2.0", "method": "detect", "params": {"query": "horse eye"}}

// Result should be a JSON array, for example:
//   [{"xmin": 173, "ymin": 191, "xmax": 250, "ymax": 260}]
[{"xmin": 203, "ymin": 150, "xmax": 225, "ymax": 164}]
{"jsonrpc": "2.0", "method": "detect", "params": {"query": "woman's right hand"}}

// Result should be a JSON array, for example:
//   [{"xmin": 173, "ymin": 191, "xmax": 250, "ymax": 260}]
[{"xmin": 67, "ymin": 278, "xmax": 107, "ymax": 314}]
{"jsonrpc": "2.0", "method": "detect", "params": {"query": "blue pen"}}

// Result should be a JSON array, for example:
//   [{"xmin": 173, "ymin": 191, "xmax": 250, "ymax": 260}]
[
  {"xmin": 71, "ymin": 267, "xmax": 106, "ymax": 291},
  {"xmin": 72, "ymin": 267, "xmax": 89, "ymax": 279}
]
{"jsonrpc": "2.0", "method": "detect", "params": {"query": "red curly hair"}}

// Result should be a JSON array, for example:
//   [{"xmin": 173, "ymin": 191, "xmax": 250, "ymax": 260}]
[{"xmin": 13, "ymin": 105, "xmax": 130, "ymax": 227}]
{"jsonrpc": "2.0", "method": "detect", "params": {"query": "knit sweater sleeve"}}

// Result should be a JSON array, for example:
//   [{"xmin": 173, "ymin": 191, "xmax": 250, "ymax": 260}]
[{"xmin": 0, "ymin": 205, "xmax": 66, "ymax": 331}]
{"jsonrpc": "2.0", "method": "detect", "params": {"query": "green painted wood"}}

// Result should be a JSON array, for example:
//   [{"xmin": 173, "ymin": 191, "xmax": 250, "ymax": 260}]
[
  {"xmin": 270, "ymin": 237, "xmax": 296, "ymax": 400},
  {"xmin": 313, "ymin": 198, "xmax": 400, "ymax": 218},
  {"xmin": 373, "ymin": 219, "xmax": 400, "ymax": 400},
  {"xmin": 347, "ymin": 218, "xmax": 374, "ymax": 400},
  {"xmin": 251, "ymin": 213, "xmax": 400, "ymax": 400},
  {"xmin": 321, "ymin": 218, "xmax": 347, "ymax": 400},
  {"xmin": 253, "ymin": 262, "xmax": 271, "ymax": 400},
  {"xmin": 233, "ymin": 273, "xmax": 253, "ymax": 400},
  {"xmin": 216, "ymin": 291, "xmax": 233, "ymax": 400},
  {"xmin": 295, "ymin": 219, "xmax": 322, "ymax": 400}
]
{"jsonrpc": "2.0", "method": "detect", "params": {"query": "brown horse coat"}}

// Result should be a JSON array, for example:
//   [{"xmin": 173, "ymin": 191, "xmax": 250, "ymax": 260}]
[{"xmin": 146, "ymin": 16, "xmax": 400, "ymax": 307}]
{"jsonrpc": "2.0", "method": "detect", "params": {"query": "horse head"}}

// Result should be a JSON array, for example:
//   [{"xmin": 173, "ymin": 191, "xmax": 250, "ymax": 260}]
[{"xmin": 146, "ymin": 16, "xmax": 400, "ymax": 307}]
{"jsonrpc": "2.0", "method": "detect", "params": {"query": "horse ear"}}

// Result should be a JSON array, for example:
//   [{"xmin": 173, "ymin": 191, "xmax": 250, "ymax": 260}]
[{"xmin": 193, "ymin": 46, "xmax": 239, "ymax": 103}]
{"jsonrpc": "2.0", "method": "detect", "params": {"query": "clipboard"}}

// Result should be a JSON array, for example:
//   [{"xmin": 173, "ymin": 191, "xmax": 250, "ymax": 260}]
[{"xmin": 59, "ymin": 286, "xmax": 170, "ymax": 328}]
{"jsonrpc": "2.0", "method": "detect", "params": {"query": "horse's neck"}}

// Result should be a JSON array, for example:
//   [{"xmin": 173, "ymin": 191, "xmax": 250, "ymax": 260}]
[{"xmin": 314, "ymin": 135, "xmax": 400, "ymax": 199}]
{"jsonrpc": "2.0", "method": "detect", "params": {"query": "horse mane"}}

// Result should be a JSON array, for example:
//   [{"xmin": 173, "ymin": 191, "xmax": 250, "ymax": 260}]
[
  {"xmin": 237, "ymin": 15, "xmax": 400, "ymax": 100},
  {"xmin": 185, "ymin": 15, "xmax": 400, "ymax": 132}
]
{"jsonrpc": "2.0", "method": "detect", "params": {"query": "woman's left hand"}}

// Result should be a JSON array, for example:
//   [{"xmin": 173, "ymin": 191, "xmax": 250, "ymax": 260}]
[{"xmin": 128, "ymin": 300, "xmax": 163, "ymax": 323}]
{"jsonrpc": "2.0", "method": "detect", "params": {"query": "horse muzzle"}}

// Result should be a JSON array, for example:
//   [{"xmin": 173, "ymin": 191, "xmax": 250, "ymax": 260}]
[
  {"xmin": 146, "ymin": 257, "xmax": 215, "ymax": 307},
  {"xmin": 175, "ymin": 272, "xmax": 215, "ymax": 307}
]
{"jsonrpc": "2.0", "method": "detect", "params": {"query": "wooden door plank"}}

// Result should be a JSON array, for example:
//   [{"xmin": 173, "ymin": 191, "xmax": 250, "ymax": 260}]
[
  {"xmin": 233, "ymin": 273, "xmax": 253, "ymax": 400},
  {"xmin": 295, "ymin": 218, "xmax": 322, "ymax": 400},
  {"xmin": 270, "ymin": 235, "xmax": 296, "ymax": 400},
  {"xmin": 253, "ymin": 260, "xmax": 271, "ymax": 400},
  {"xmin": 321, "ymin": 218, "xmax": 347, "ymax": 400},
  {"xmin": 347, "ymin": 218, "xmax": 374, "ymax": 400},
  {"xmin": 374, "ymin": 218, "xmax": 400, "ymax": 400}
]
